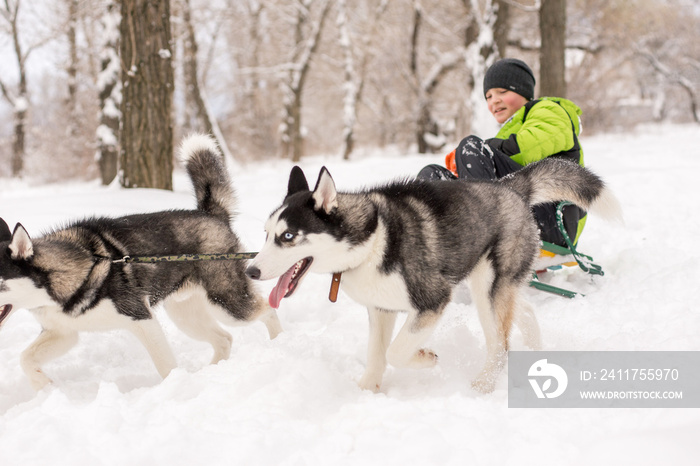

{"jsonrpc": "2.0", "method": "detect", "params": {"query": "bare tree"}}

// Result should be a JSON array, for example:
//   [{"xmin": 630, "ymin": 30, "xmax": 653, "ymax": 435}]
[
  {"xmin": 179, "ymin": 0, "xmax": 233, "ymax": 162},
  {"xmin": 213, "ymin": 0, "xmax": 277, "ymax": 160},
  {"xmin": 565, "ymin": 0, "xmax": 699, "ymax": 131},
  {"xmin": 280, "ymin": 0, "xmax": 332, "ymax": 162},
  {"xmin": 630, "ymin": 0, "xmax": 699, "ymax": 124},
  {"xmin": 1, "ymin": 0, "xmax": 698, "ymax": 183},
  {"xmin": 337, "ymin": 0, "xmax": 357, "ymax": 159},
  {"xmin": 463, "ymin": 0, "xmax": 501, "ymax": 136},
  {"xmin": 52, "ymin": 0, "xmax": 100, "ymax": 181},
  {"xmin": 238, "ymin": 0, "xmax": 268, "ymax": 153},
  {"xmin": 119, "ymin": 0, "xmax": 174, "ymax": 189},
  {"xmin": 636, "ymin": 47, "xmax": 699, "ymax": 124},
  {"xmin": 66, "ymin": 0, "xmax": 79, "ymax": 133},
  {"xmin": 0, "ymin": 0, "xmax": 31, "ymax": 176},
  {"xmin": 539, "ymin": 0, "xmax": 567, "ymax": 97},
  {"xmin": 181, "ymin": 0, "xmax": 211, "ymax": 135},
  {"xmin": 410, "ymin": 1, "xmax": 465, "ymax": 154},
  {"xmin": 337, "ymin": 0, "xmax": 387, "ymax": 160},
  {"xmin": 96, "ymin": 0, "xmax": 121, "ymax": 185},
  {"xmin": 493, "ymin": 0, "xmax": 510, "ymax": 57}
]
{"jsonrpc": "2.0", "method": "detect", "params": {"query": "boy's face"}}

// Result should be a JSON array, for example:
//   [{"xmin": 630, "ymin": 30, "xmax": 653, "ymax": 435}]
[{"xmin": 485, "ymin": 88, "xmax": 529, "ymax": 124}]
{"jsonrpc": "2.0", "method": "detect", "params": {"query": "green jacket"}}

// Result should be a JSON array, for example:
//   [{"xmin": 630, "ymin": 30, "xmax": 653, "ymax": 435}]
[
  {"xmin": 488, "ymin": 97, "xmax": 587, "ymax": 245},
  {"xmin": 488, "ymin": 97, "xmax": 584, "ymax": 167}
]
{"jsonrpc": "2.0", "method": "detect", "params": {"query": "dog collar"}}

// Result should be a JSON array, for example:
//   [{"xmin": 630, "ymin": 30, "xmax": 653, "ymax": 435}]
[{"xmin": 329, "ymin": 272, "xmax": 342, "ymax": 302}]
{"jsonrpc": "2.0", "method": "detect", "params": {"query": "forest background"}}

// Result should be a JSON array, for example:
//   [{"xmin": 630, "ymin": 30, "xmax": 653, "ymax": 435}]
[{"xmin": 1, "ymin": 0, "xmax": 698, "ymax": 186}]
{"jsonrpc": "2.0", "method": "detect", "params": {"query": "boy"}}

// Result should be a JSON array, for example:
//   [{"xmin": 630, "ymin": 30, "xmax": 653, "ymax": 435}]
[{"xmin": 418, "ymin": 58, "xmax": 586, "ymax": 247}]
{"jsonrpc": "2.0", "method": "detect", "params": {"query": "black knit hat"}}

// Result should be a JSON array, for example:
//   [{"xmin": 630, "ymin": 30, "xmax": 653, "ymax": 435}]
[{"xmin": 483, "ymin": 58, "xmax": 536, "ymax": 101}]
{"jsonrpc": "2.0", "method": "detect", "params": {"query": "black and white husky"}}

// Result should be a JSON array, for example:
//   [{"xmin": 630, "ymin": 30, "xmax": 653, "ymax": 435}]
[
  {"xmin": 0, "ymin": 134, "xmax": 281, "ymax": 390},
  {"xmin": 246, "ymin": 159, "xmax": 621, "ymax": 393}
]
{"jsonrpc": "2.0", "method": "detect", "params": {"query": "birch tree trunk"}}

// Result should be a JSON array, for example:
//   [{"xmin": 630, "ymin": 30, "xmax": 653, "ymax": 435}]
[
  {"xmin": 337, "ymin": 0, "xmax": 356, "ymax": 160},
  {"xmin": 119, "ymin": 0, "xmax": 174, "ymax": 190},
  {"xmin": 66, "ymin": 0, "xmax": 78, "ymax": 136},
  {"xmin": 181, "ymin": 0, "xmax": 233, "ymax": 164},
  {"xmin": 182, "ymin": 0, "xmax": 213, "ymax": 136},
  {"xmin": 97, "ymin": 1, "xmax": 121, "ymax": 185},
  {"xmin": 280, "ymin": 0, "xmax": 331, "ymax": 162},
  {"xmin": 464, "ymin": 0, "xmax": 501, "ymax": 136},
  {"xmin": 410, "ymin": 0, "xmax": 464, "ymax": 154},
  {"xmin": 0, "ymin": 0, "xmax": 29, "ymax": 177},
  {"xmin": 337, "ymin": 0, "xmax": 388, "ymax": 160}
]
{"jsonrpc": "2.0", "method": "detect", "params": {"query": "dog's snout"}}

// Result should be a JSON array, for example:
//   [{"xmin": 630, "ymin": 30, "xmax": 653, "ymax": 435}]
[{"xmin": 246, "ymin": 265, "xmax": 261, "ymax": 280}]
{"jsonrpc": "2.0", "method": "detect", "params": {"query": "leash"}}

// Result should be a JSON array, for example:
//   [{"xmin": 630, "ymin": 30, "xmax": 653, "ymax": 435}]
[
  {"xmin": 110, "ymin": 251, "xmax": 344, "ymax": 303},
  {"xmin": 111, "ymin": 252, "xmax": 258, "ymax": 263}
]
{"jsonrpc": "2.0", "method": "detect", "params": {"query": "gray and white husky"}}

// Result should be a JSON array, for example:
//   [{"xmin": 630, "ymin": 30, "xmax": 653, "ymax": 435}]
[
  {"xmin": 0, "ymin": 134, "xmax": 281, "ymax": 390},
  {"xmin": 246, "ymin": 159, "xmax": 621, "ymax": 393}
]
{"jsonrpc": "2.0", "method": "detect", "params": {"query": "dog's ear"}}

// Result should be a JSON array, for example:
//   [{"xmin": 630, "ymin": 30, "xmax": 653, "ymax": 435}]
[
  {"xmin": 312, "ymin": 167, "xmax": 338, "ymax": 214},
  {"xmin": 0, "ymin": 218, "xmax": 11, "ymax": 242},
  {"xmin": 287, "ymin": 166, "xmax": 310, "ymax": 197},
  {"xmin": 9, "ymin": 223, "xmax": 33, "ymax": 260}
]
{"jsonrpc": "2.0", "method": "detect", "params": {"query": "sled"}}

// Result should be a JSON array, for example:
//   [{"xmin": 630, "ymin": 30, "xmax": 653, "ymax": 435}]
[{"xmin": 528, "ymin": 201, "xmax": 604, "ymax": 298}]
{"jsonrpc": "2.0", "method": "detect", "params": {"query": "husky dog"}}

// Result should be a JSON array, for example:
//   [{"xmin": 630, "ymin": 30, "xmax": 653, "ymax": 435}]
[
  {"xmin": 0, "ymin": 134, "xmax": 282, "ymax": 390},
  {"xmin": 246, "ymin": 159, "xmax": 621, "ymax": 393}
]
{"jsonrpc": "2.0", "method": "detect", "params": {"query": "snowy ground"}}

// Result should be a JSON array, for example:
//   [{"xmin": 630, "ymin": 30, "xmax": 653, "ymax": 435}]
[{"xmin": 0, "ymin": 124, "xmax": 699, "ymax": 465}]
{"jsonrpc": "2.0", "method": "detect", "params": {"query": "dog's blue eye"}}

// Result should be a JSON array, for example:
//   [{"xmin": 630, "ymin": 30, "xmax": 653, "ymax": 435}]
[{"xmin": 282, "ymin": 232, "xmax": 295, "ymax": 241}]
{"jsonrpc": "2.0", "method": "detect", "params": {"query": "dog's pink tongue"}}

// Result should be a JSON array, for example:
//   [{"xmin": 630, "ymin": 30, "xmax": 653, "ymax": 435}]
[{"xmin": 269, "ymin": 267, "xmax": 295, "ymax": 309}]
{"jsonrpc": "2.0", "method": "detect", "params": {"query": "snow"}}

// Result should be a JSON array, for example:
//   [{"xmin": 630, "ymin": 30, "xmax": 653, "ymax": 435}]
[
  {"xmin": 96, "ymin": 123, "xmax": 118, "ymax": 147},
  {"xmin": 13, "ymin": 96, "xmax": 29, "ymax": 113},
  {"xmin": 1, "ymin": 124, "xmax": 699, "ymax": 465},
  {"xmin": 96, "ymin": 49, "xmax": 121, "ymax": 94}
]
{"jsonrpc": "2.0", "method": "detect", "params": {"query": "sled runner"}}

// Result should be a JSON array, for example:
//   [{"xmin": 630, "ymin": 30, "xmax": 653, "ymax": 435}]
[{"xmin": 529, "ymin": 201, "xmax": 605, "ymax": 298}]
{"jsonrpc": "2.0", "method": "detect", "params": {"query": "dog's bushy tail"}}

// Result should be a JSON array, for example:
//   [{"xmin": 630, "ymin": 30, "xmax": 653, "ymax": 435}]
[
  {"xmin": 178, "ymin": 134, "xmax": 236, "ymax": 222},
  {"xmin": 499, "ymin": 158, "xmax": 623, "ymax": 222}
]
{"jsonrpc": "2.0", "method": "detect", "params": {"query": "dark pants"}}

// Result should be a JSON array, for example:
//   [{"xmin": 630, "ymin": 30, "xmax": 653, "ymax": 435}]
[{"xmin": 417, "ymin": 135, "xmax": 583, "ymax": 247}]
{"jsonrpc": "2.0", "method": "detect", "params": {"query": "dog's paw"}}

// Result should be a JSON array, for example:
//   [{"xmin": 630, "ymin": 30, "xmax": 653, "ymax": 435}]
[
  {"xmin": 357, "ymin": 374, "xmax": 382, "ymax": 393},
  {"xmin": 210, "ymin": 334, "xmax": 233, "ymax": 365},
  {"xmin": 28, "ymin": 370, "xmax": 53, "ymax": 391},
  {"xmin": 471, "ymin": 373, "xmax": 497, "ymax": 394},
  {"xmin": 413, "ymin": 348, "xmax": 438, "ymax": 368}
]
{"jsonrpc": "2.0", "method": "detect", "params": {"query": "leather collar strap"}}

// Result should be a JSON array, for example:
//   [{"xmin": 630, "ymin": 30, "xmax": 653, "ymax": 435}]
[{"xmin": 329, "ymin": 272, "xmax": 342, "ymax": 302}]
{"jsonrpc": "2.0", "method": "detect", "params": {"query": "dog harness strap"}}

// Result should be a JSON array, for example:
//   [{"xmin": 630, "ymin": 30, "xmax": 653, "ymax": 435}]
[{"xmin": 329, "ymin": 272, "xmax": 342, "ymax": 303}]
